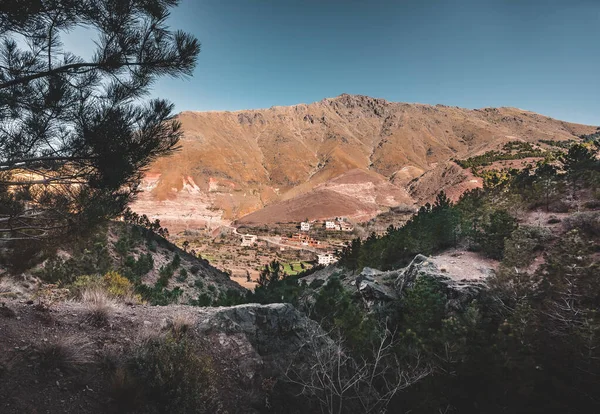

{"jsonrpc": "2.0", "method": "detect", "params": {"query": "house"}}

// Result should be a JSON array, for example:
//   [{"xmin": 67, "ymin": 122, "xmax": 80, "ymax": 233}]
[
  {"xmin": 240, "ymin": 234, "xmax": 257, "ymax": 247},
  {"xmin": 317, "ymin": 253, "xmax": 338, "ymax": 265},
  {"xmin": 339, "ymin": 221, "xmax": 354, "ymax": 232},
  {"xmin": 300, "ymin": 222, "xmax": 311, "ymax": 231},
  {"xmin": 284, "ymin": 233, "xmax": 322, "ymax": 248},
  {"xmin": 325, "ymin": 221, "xmax": 338, "ymax": 230}
]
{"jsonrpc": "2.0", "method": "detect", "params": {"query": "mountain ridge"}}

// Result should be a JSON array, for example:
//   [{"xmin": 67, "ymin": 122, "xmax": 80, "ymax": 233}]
[{"xmin": 129, "ymin": 94, "xmax": 597, "ymax": 230}]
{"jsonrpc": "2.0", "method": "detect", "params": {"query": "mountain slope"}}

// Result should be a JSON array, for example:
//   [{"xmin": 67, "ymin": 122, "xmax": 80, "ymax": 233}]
[{"xmin": 130, "ymin": 94, "xmax": 597, "ymax": 228}]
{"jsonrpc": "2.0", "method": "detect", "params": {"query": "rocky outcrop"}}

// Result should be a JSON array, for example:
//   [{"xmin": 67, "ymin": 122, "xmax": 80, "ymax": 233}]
[
  {"xmin": 197, "ymin": 303, "xmax": 330, "ymax": 380},
  {"xmin": 395, "ymin": 254, "xmax": 486, "ymax": 310},
  {"xmin": 353, "ymin": 269, "xmax": 398, "ymax": 308},
  {"xmin": 344, "ymin": 254, "xmax": 487, "ymax": 311}
]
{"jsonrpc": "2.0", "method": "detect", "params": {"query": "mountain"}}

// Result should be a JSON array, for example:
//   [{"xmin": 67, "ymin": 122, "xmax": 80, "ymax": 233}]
[{"xmin": 130, "ymin": 94, "xmax": 596, "ymax": 230}]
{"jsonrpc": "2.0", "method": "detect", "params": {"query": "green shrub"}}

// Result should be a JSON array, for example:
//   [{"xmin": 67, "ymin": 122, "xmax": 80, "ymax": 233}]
[
  {"xmin": 37, "ymin": 236, "xmax": 111, "ymax": 284},
  {"xmin": 402, "ymin": 276, "xmax": 447, "ymax": 337},
  {"xmin": 214, "ymin": 289, "xmax": 247, "ymax": 306},
  {"xmin": 309, "ymin": 279, "xmax": 325, "ymax": 289},
  {"xmin": 190, "ymin": 293, "xmax": 212, "ymax": 307},
  {"xmin": 194, "ymin": 278, "xmax": 204, "ymax": 289},
  {"xmin": 70, "ymin": 271, "xmax": 137, "ymax": 302},
  {"xmin": 112, "ymin": 334, "xmax": 220, "ymax": 413},
  {"xmin": 503, "ymin": 226, "xmax": 553, "ymax": 268},
  {"xmin": 176, "ymin": 268, "xmax": 188, "ymax": 282},
  {"xmin": 311, "ymin": 276, "xmax": 378, "ymax": 353},
  {"xmin": 172, "ymin": 253, "xmax": 181, "ymax": 268},
  {"xmin": 156, "ymin": 265, "xmax": 174, "ymax": 288},
  {"xmin": 103, "ymin": 271, "xmax": 136, "ymax": 299},
  {"xmin": 123, "ymin": 253, "xmax": 154, "ymax": 280},
  {"xmin": 69, "ymin": 275, "xmax": 101, "ymax": 297},
  {"xmin": 474, "ymin": 209, "xmax": 517, "ymax": 260},
  {"xmin": 136, "ymin": 285, "xmax": 182, "ymax": 306}
]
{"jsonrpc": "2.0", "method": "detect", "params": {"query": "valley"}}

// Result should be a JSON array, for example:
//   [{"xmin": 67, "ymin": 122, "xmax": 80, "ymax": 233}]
[{"xmin": 127, "ymin": 95, "xmax": 598, "ymax": 289}]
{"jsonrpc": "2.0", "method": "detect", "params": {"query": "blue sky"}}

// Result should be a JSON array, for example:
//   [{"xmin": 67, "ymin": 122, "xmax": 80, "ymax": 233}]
[{"xmin": 82, "ymin": 0, "xmax": 600, "ymax": 125}]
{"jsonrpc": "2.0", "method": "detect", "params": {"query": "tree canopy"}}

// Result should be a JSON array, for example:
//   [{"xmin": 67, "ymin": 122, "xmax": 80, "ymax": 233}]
[{"xmin": 0, "ymin": 0, "xmax": 199, "ymax": 247}]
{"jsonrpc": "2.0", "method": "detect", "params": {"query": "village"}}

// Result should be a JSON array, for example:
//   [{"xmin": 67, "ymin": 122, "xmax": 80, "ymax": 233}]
[
  {"xmin": 169, "ymin": 217, "xmax": 359, "ymax": 288},
  {"xmin": 171, "ymin": 206, "xmax": 414, "ymax": 289},
  {"xmin": 239, "ymin": 217, "xmax": 355, "ymax": 265}
]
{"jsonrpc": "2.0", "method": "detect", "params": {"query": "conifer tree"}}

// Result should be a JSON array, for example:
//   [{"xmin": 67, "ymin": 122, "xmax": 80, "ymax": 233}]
[{"xmin": 0, "ymin": 0, "xmax": 199, "ymax": 246}]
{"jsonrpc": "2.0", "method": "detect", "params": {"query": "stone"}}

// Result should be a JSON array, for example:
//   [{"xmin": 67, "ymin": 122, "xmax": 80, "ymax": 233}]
[
  {"xmin": 394, "ymin": 254, "xmax": 486, "ymax": 311},
  {"xmin": 196, "ymin": 303, "xmax": 331, "ymax": 385}
]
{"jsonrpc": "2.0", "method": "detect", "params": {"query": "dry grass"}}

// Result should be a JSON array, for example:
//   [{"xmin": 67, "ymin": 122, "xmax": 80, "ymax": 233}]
[
  {"xmin": 164, "ymin": 313, "xmax": 195, "ymax": 339},
  {"xmin": 0, "ymin": 276, "xmax": 26, "ymax": 299},
  {"xmin": 37, "ymin": 335, "xmax": 93, "ymax": 372},
  {"xmin": 81, "ymin": 287, "xmax": 117, "ymax": 326}
]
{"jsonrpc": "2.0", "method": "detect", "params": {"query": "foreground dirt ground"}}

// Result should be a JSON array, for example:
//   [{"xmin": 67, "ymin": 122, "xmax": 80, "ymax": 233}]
[{"xmin": 0, "ymin": 299, "xmax": 185, "ymax": 413}]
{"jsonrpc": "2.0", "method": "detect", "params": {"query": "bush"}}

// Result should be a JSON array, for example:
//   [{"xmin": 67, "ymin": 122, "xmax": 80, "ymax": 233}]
[
  {"xmin": 194, "ymin": 278, "xmax": 204, "ymax": 289},
  {"xmin": 123, "ymin": 253, "xmax": 154, "ymax": 280},
  {"xmin": 172, "ymin": 253, "xmax": 181, "ymax": 268},
  {"xmin": 176, "ymin": 268, "xmax": 188, "ymax": 282},
  {"xmin": 81, "ymin": 287, "xmax": 116, "ymax": 326},
  {"xmin": 190, "ymin": 293, "xmax": 213, "ymax": 307},
  {"xmin": 112, "ymin": 334, "xmax": 221, "ymax": 413},
  {"xmin": 103, "ymin": 271, "xmax": 135, "ymax": 299},
  {"xmin": 583, "ymin": 200, "xmax": 600, "ymax": 209},
  {"xmin": 563, "ymin": 212, "xmax": 600, "ymax": 237},
  {"xmin": 309, "ymin": 279, "xmax": 325, "ymax": 289},
  {"xmin": 503, "ymin": 226, "xmax": 553, "ymax": 268},
  {"xmin": 136, "ymin": 285, "xmax": 183, "ymax": 306},
  {"xmin": 70, "ymin": 275, "xmax": 101, "ymax": 297},
  {"xmin": 156, "ymin": 265, "xmax": 174, "ymax": 288},
  {"xmin": 474, "ymin": 209, "xmax": 517, "ymax": 260},
  {"xmin": 37, "ymin": 335, "xmax": 93, "ymax": 372},
  {"xmin": 70, "ymin": 271, "xmax": 137, "ymax": 303},
  {"xmin": 213, "ymin": 289, "xmax": 247, "ymax": 306}
]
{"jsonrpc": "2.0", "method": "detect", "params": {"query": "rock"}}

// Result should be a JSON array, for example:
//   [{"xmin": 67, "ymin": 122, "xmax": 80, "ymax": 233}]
[
  {"xmin": 352, "ymin": 268, "xmax": 400, "ymax": 309},
  {"xmin": 395, "ymin": 254, "xmax": 485, "ymax": 310},
  {"xmin": 345, "ymin": 254, "xmax": 486, "ymax": 311},
  {"xmin": 196, "ymin": 303, "xmax": 331, "ymax": 385},
  {"xmin": 358, "ymin": 279, "xmax": 398, "ymax": 305},
  {"xmin": 360, "ymin": 267, "xmax": 384, "ymax": 277}
]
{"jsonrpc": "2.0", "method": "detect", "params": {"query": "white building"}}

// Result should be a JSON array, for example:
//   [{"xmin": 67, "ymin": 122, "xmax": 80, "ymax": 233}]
[
  {"xmin": 339, "ymin": 221, "xmax": 354, "ymax": 232},
  {"xmin": 325, "ymin": 221, "xmax": 338, "ymax": 230},
  {"xmin": 300, "ymin": 222, "xmax": 311, "ymax": 231},
  {"xmin": 318, "ymin": 253, "xmax": 338, "ymax": 265},
  {"xmin": 240, "ymin": 234, "xmax": 258, "ymax": 247}
]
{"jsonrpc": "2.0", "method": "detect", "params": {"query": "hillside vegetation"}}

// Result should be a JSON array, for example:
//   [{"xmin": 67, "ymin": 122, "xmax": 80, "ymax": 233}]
[
  {"xmin": 213, "ymin": 141, "xmax": 600, "ymax": 413},
  {"xmin": 2, "ymin": 140, "xmax": 599, "ymax": 413}
]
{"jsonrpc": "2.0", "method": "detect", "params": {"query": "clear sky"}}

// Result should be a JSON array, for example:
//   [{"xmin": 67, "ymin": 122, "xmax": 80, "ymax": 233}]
[{"xmin": 153, "ymin": 1, "xmax": 598, "ymax": 125}]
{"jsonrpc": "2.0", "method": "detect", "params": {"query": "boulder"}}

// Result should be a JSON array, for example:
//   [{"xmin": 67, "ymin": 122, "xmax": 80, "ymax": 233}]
[
  {"xmin": 358, "ymin": 279, "xmax": 398, "ymax": 306},
  {"xmin": 395, "ymin": 254, "xmax": 486, "ymax": 310},
  {"xmin": 196, "ymin": 303, "xmax": 331, "ymax": 383},
  {"xmin": 347, "ymin": 255, "xmax": 486, "ymax": 311},
  {"xmin": 353, "ymin": 268, "xmax": 398, "ymax": 308}
]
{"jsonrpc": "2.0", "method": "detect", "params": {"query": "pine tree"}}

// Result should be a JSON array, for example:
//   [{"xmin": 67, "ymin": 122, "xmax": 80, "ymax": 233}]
[{"xmin": 0, "ymin": 0, "xmax": 199, "ymax": 248}]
